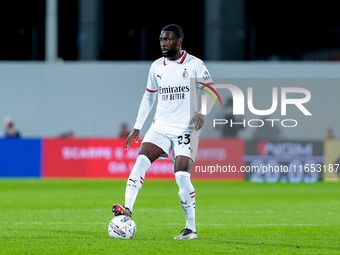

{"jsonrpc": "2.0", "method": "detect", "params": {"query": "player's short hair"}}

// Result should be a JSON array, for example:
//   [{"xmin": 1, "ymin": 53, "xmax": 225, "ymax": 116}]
[{"xmin": 162, "ymin": 24, "xmax": 184, "ymax": 40}]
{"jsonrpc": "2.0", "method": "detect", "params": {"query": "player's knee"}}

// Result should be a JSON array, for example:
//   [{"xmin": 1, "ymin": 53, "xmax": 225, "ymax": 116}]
[
  {"xmin": 139, "ymin": 143, "xmax": 163, "ymax": 163},
  {"xmin": 174, "ymin": 156, "xmax": 193, "ymax": 173},
  {"xmin": 174, "ymin": 168, "xmax": 190, "ymax": 174}
]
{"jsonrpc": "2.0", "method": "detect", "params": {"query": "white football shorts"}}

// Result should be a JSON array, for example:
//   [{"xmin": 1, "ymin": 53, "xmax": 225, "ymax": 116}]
[{"xmin": 142, "ymin": 120, "xmax": 200, "ymax": 163}]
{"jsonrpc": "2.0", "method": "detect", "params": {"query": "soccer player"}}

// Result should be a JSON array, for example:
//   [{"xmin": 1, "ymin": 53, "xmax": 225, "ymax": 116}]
[{"xmin": 112, "ymin": 24, "xmax": 214, "ymax": 239}]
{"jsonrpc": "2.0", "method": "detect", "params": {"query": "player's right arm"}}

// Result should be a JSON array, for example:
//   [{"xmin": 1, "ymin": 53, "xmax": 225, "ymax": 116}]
[
  {"xmin": 125, "ymin": 63, "xmax": 158, "ymax": 150},
  {"xmin": 125, "ymin": 90, "xmax": 157, "ymax": 150},
  {"xmin": 125, "ymin": 129, "xmax": 140, "ymax": 150}
]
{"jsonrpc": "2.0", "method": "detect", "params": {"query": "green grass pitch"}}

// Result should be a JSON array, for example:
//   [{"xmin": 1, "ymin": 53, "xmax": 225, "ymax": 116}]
[{"xmin": 0, "ymin": 179, "xmax": 340, "ymax": 254}]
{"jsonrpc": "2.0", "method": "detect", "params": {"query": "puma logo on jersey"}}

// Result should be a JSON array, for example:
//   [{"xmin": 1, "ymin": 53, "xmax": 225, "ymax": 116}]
[{"xmin": 157, "ymin": 74, "xmax": 162, "ymax": 79}]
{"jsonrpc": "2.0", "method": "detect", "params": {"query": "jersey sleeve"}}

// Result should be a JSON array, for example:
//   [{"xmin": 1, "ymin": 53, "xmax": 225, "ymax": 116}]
[
  {"xmin": 194, "ymin": 59, "xmax": 216, "ymax": 116},
  {"xmin": 133, "ymin": 90, "xmax": 157, "ymax": 130},
  {"xmin": 133, "ymin": 62, "xmax": 158, "ymax": 130},
  {"xmin": 194, "ymin": 60, "xmax": 212, "ymax": 82},
  {"xmin": 146, "ymin": 62, "xmax": 159, "ymax": 92}
]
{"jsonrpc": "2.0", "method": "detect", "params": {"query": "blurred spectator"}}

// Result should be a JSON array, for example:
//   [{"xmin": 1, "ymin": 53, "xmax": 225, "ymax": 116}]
[
  {"xmin": 119, "ymin": 123, "xmax": 131, "ymax": 138},
  {"xmin": 2, "ymin": 116, "xmax": 20, "ymax": 138},
  {"xmin": 217, "ymin": 98, "xmax": 244, "ymax": 137},
  {"xmin": 325, "ymin": 128, "xmax": 334, "ymax": 139},
  {"xmin": 59, "ymin": 130, "xmax": 75, "ymax": 139}
]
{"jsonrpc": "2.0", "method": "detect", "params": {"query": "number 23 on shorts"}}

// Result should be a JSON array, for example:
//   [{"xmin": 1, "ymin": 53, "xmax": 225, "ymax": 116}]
[{"xmin": 178, "ymin": 134, "xmax": 190, "ymax": 145}]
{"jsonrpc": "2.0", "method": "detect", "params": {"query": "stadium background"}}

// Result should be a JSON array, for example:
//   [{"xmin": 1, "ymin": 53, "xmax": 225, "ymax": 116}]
[
  {"xmin": 1, "ymin": 1, "xmax": 340, "ymax": 254},
  {"xmin": 1, "ymin": 0, "xmax": 340, "ymax": 181}
]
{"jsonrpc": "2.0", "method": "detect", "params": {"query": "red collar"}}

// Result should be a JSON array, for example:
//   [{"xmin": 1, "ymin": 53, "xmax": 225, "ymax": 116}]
[{"xmin": 163, "ymin": 51, "xmax": 187, "ymax": 65}]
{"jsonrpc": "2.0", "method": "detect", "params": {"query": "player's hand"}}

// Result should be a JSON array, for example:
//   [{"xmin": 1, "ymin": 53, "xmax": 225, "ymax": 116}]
[
  {"xmin": 125, "ymin": 129, "xmax": 140, "ymax": 150},
  {"xmin": 190, "ymin": 114, "xmax": 205, "ymax": 131}
]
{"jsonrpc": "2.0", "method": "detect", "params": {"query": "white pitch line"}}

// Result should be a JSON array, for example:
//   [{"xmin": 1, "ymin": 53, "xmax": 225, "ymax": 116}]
[
  {"xmin": 3, "ymin": 208, "xmax": 336, "ymax": 215},
  {"xmin": 138, "ymin": 209, "xmax": 180, "ymax": 213},
  {"xmin": 0, "ymin": 222, "xmax": 332, "ymax": 227},
  {"xmin": 252, "ymin": 223, "xmax": 330, "ymax": 227},
  {"xmin": 0, "ymin": 222, "xmax": 107, "ymax": 225},
  {"xmin": 166, "ymin": 223, "xmax": 331, "ymax": 227}
]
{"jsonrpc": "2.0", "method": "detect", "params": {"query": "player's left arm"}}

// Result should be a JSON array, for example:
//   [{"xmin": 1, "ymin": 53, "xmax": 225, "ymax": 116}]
[
  {"xmin": 190, "ymin": 113, "xmax": 205, "ymax": 131},
  {"xmin": 190, "ymin": 60, "xmax": 215, "ymax": 131}
]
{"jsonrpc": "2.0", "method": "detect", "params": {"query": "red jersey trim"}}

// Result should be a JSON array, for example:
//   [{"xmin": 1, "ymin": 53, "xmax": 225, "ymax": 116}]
[
  {"xmin": 146, "ymin": 88, "xmax": 158, "ymax": 93},
  {"xmin": 163, "ymin": 51, "xmax": 187, "ymax": 65},
  {"xmin": 179, "ymin": 51, "xmax": 187, "ymax": 64}
]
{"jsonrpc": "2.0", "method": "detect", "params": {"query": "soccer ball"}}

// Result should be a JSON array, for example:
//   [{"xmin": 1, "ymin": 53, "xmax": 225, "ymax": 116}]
[{"xmin": 108, "ymin": 215, "xmax": 136, "ymax": 239}]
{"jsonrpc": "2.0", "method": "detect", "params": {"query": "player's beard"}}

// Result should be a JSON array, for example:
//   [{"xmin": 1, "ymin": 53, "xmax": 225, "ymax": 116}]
[{"xmin": 162, "ymin": 47, "xmax": 178, "ymax": 59}]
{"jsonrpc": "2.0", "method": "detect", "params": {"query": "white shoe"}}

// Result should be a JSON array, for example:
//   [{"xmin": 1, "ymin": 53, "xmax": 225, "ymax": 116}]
[{"xmin": 174, "ymin": 228, "xmax": 198, "ymax": 240}]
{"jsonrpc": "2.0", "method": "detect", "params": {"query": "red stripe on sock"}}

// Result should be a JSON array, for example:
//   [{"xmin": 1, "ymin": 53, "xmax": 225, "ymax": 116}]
[
  {"xmin": 190, "ymin": 191, "xmax": 195, "ymax": 195},
  {"xmin": 191, "ymin": 195, "xmax": 195, "ymax": 198}
]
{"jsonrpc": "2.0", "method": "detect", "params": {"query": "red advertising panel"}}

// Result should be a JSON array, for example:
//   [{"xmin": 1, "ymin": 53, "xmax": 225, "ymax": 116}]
[
  {"xmin": 42, "ymin": 138, "xmax": 244, "ymax": 179},
  {"xmin": 43, "ymin": 139, "xmax": 91, "ymax": 178},
  {"xmin": 42, "ymin": 138, "xmax": 173, "ymax": 179},
  {"xmin": 192, "ymin": 138, "xmax": 245, "ymax": 179}
]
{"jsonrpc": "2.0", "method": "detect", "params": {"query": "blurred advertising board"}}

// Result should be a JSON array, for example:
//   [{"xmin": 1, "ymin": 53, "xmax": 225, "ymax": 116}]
[
  {"xmin": 192, "ymin": 138, "xmax": 245, "ymax": 179},
  {"xmin": 42, "ymin": 138, "xmax": 244, "ymax": 179},
  {"xmin": 244, "ymin": 141, "xmax": 324, "ymax": 183},
  {"xmin": 0, "ymin": 139, "xmax": 41, "ymax": 177},
  {"xmin": 43, "ymin": 138, "xmax": 146, "ymax": 178},
  {"xmin": 0, "ymin": 138, "xmax": 328, "ymax": 181}
]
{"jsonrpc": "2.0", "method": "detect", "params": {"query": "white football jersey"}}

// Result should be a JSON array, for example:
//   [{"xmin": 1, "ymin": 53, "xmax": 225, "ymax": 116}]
[{"xmin": 146, "ymin": 51, "xmax": 212, "ymax": 130}]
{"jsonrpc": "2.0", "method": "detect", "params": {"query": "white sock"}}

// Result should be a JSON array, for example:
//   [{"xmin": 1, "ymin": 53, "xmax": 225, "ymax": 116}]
[
  {"xmin": 125, "ymin": 154, "xmax": 151, "ymax": 212},
  {"xmin": 175, "ymin": 171, "xmax": 196, "ymax": 232}
]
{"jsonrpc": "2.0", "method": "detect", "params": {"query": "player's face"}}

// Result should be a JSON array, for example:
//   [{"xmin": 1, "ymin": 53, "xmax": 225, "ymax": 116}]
[{"xmin": 159, "ymin": 31, "xmax": 180, "ymax": 59}]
